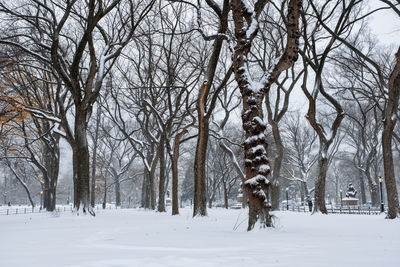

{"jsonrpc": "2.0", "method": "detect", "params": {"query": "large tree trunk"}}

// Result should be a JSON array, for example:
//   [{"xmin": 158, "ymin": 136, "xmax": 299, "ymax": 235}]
[
  {"xmin": 73, "ymin": 111, "xmax": 92, "ymax": 214},
  {"xmin": 313, "ymin": 153, "xmax": 328, "ymax": 214},
  {"xmin": 382, "ymin": 129, "xmax": 399, "ymax": 218},
  {"xmin": 231, "ymin": 0, "xmax": 301, "ymax": 230},
  {"xmin": 193, "ymin": 84, "xmax": 209, "ymax": 217},
  {"xmin": 382, "ymin": 47, "xmax": 400, "ymax": 219}
]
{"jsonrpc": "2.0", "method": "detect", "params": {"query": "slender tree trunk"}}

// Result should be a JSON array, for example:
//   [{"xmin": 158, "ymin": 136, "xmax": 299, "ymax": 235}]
[
  {"xmin": 141, "ymin": 170, "xmax": 150, "ymax": 208},
  {"xmin": 43, "ymin": 179, "xmax": 50, "ymax": 210},
  {"xmin": 270, "ymin": 125, "xmax": 283, "ymax": 210},
  {"xmin": 193, "ymin": 84, "xmax": 209, "ymax": 217},
  {"xmin": 172, "ymin": 141, "xmax": 180, "ymax": 215},
  {"xmin": 313, "ymin": 152, "xmax": 328, "ymax": 214},
  {"xmin": 357, "ymin": 170, "xmax": 366, "ymax": 204},
  {"xmin": 268, "ymin": 105, "xmax": 284, "ymax": 210},
  {"xmin": 115, "ymin": 175, "xmax": 121, "ymax": 207},
  {"xmin": 43, "ymin": 142, "xmax": 60, "ymax": 212},
  {"xmin": 303, "ymin": 181, "xmax": 309, "ymax": 199},
  {"xmin": 102, "ymin": 179, "xmax": 107, "ymax": 209},
  {"xmin": 149, "ymin": 152, "xmax": 158, "ymax": 210},
  {"xmin": 223, "ymin": 181, "xmax": 229, "ymax": 209},
  {"xmin": 90, "ymin": 104, "xmax": 101, "ymax": 207},
  {"xmin": 172, "ymin": 127, "xmax": 189, "ymax": 215},
  {"xmin": 158, "ymin": 137, "xmax": 166, "ymax": 212},
  {"xmin": 6, "ymin": 161, "xmax": 35, "ymax": 208},
  {"xmin": 300, "ymin": 182, "xmax": 305, "ymax": 204}
]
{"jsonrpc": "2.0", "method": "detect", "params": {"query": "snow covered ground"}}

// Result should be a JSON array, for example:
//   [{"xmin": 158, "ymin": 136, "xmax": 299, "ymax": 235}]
[{"xmin": 0, "ymin": 207, "xmax": 399, "ymax": 267}]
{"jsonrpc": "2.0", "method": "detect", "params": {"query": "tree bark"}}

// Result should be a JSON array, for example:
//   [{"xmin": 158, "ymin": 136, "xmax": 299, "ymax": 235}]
[
  {"xmin": 193, "ymin": 83, "xmax": 209, "ymax": 217},
  {"xmin": 270, "ymin": 121, "xmax": 283, "ymax": 210},
  {"xmin": 172, "ymin": 127, "xmax": 189, "ymax": 215},
  {"xmin": 90, "ymin": 103, "xmax": 101, "ymax": 207},
  {"xmin": 223, "ymin": 180, "xmax": 229, "ymax": 209},
  {"xmin": 357, "ymin": 170, "xmax": 367, "ymax": 205},
  {"xmin": 73, "ymin": 110, "xmax": 91, "ymax": 214},
  {"xmin": 114, "ymin": 175, "xmax": 121, "ymax": 207},
  {"xmin": 43, "ymin": 142, "xmax": 60, "ymax": 211},
  {"xmin": 382, "ymin": 47, "xmax": 400, "ymax": 219},
  {"xmin": 231, "ymin": 0, "xmax": 301, "ymax": 229},
  {"xmin": 157, "ymin": 137, "xmax": 166, "ymax": 212},
  {"xmin": 313, "ymin": 153, "xmax": 328, "ymax": 214},
  {"xmin": 141, "ymin": 169, "xmax": 150, "ymax": 209}
]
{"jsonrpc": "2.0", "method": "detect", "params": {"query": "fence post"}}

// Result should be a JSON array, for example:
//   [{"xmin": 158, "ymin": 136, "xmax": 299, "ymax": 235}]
[
  {"xmin": 16, "ymin": 209, "xmax": 18, "ymax": 214},
  {"xmin": 7, "ymin": 209, "xmax": 9, "ymax": 215},
  {"xmin": 24, "ymin": 208, "xmax": 26, "ymax": 214}
]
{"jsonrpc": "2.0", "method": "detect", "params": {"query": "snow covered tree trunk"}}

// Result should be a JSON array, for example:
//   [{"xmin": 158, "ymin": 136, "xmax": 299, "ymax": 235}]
[
  {"xmin": 231, "ymin": 0, "xmax": 301, "ymax": 229},
  {"xmin": 242, "ymin": 96, "xmax": 271, "ymax": 229},
  {"xmin": 382, "ymin": 47, "xmax": 400, "ymax": 219}
]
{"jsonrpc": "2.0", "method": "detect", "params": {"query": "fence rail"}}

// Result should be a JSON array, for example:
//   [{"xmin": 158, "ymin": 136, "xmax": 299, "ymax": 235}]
[
  {"xmin": 0, "ymin": 204, "xmax": 122, "ymax": 216},
  {"xmin": 0, "ymin": 204, "xmax": 385, "ymax": 216},
  {"xmin": 283, "ymin": 205, "xmax": 384, "ymax": 215}
]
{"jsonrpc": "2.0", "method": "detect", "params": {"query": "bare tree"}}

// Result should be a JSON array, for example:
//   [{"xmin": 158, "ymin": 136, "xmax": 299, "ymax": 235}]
[
  {"xmin": 231, "ymin": 0, "xmax": 301, "ymax": 229},
  {"xmin": 0, "ymin": 0, "xmax": 156, "ymax": 214}
]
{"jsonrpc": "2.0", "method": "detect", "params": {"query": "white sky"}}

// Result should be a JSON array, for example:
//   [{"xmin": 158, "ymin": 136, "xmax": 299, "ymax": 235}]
[{"xmin": 369, "ymin": 0, "xmax": 400, "ymax": 45}]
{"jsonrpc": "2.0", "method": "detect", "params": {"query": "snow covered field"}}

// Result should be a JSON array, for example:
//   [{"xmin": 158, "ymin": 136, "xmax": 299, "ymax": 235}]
[{"xmin": 0, "ymin": 207, "xmax": 399, "ymax": 267}]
